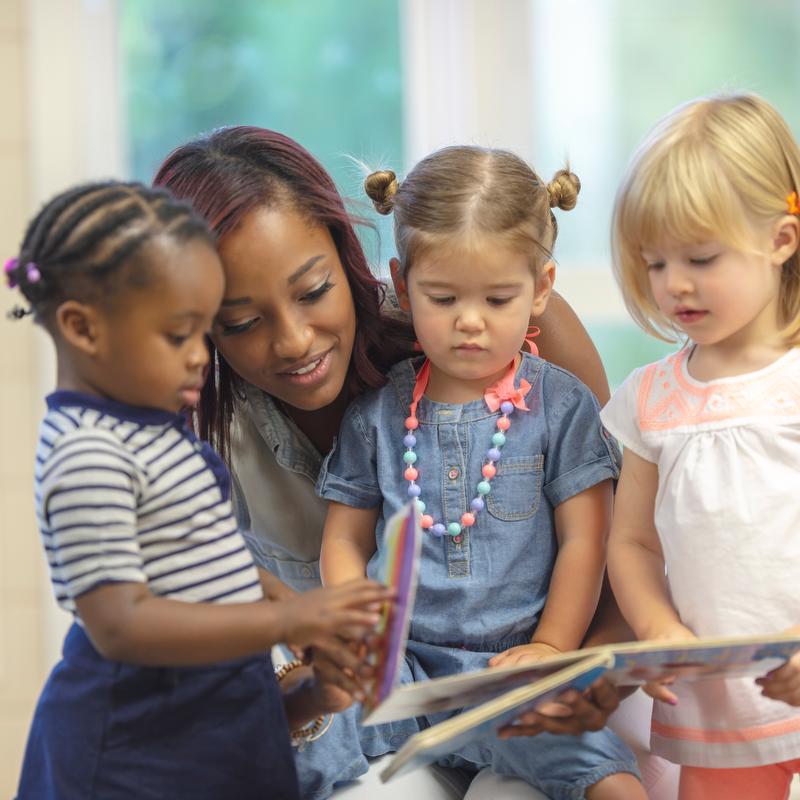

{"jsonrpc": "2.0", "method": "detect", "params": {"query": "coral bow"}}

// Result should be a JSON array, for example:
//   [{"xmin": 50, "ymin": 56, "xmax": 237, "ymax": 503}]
[{"xmin": 484, "ymin": 362, "xmax": 531, "ymax": 412}]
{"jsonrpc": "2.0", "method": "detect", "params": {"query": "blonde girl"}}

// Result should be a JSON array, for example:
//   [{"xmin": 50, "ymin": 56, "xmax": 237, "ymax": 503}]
[
  {"xmin": 313, "ymin": 146, "xmax": 645, "ymax": 800},
  {"xmin": 603, "ymin": 93, "xmax": 800, "ymax": 800}
]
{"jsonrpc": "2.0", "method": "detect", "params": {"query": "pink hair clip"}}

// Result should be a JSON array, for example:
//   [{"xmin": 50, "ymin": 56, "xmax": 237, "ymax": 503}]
[
  {"xmin": 4, "ymin": 257, "xmax": 19, "ymax": 288},
  {"xmin": 25, "ymin": 262, "xmax": 41, "ymax": 283}
]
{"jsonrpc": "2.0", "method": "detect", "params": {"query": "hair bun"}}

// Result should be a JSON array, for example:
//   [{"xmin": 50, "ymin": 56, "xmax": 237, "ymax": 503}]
[
  {"xmin": 546, "ymin": 169, "xmax": 581, "ymax": 211},
  {"xmin": 364, "ymin": 169, "xmax": 399, "ymax": 215}
]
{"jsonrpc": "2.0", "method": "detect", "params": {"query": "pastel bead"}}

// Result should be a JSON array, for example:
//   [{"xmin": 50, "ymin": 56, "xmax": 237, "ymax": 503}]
[
  {"xmin": 481, "ymin": 463, "xmax": 496, "ymax": 479},
  {"xmin": 487, "ymin": 447, "xmax": 502, "ymax": 461},
  {"xmin": 404, "ymin": 466, "xmax": 418, "ymax": 481},
  {"xmin": 447, "ymin": 522, "xmax": 462, "ymax": 536},
  {"xmin": 407, "ymin": 484, "xmax": 421, "ymax": 498},
  {"xmin": 403, "ymin": 434, "xmax": 417, "ymax": 447},
  {"xmin": 477, "ymin": 480, "xmax": 491, "ymax": 495},
  {"xmin": 500, "ymin": 401, "xmax": 514, "ymax": 415},
  {"xmin": 470, "ymin": 497, "xmax": 485, "ymax": 512},
  {"xmin": 403, "ymin": 451, "xmax": 417, "ymax": 464},
  {"xmin": 431, "ymin": 523, "xmax": 446, "ymax": 537},
  {"xmin": 492, "ymin": 432, "xmax": 506, "ymax": 446},
  {"xmin": 405, "ymin": 416, "xmax": 419, "ymax": 430},
  {"xmin": 496, "ymin": 417, "xmax": 510, "ymax": 431},
  {"xmin": 420, "ymin": 514, "xmax": 434, "ymax": 529},
  {"xmin": 415, "ymin": 499, "xmax": 426, "ymax": 513},
  {"xmin": 460, "ymin": 512, "xmax": 475, "ymax": 527}
]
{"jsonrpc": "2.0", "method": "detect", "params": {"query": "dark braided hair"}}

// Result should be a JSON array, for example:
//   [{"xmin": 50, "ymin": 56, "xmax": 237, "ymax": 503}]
[{"xmin": 6, "ymin": 181, "xmax": 214, "ymax": 325}]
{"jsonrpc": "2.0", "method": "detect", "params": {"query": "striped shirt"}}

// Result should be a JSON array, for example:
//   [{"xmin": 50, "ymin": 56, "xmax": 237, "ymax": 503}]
[{"xmin": 36, "ymin": 391, "xmax": 263, "ymax": 617}]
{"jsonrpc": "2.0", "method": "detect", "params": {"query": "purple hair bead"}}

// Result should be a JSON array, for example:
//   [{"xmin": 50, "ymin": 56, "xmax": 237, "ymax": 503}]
[
  {"xmin": 25, "ymin": 262, "xmax": 41, "ymax": 283},
  {"xmin": 3, "ymin": 257, "xmax": 18, "ymax": 288}
]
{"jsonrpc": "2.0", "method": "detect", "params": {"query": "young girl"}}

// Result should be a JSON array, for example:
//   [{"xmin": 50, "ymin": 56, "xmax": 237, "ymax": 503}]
[
  {"xmin": 316, "ymin": 146, "xmax": 645, "ymax": 800},
  {"xmin": 602, "ymin": 93, "xmax": 800, "ymax": 800},
  {"xmin": 7, "ymin": 181, "xmax": 392, "ymax": 800}
]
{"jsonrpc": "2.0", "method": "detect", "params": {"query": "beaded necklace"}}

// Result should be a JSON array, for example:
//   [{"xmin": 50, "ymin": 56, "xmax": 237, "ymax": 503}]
[{"xmin": 403, "ymin": 341, "xmax": 536, "ymax": 540}]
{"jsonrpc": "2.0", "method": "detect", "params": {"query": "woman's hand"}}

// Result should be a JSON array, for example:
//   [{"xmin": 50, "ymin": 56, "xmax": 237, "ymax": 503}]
[{"xmin": 497, "ymin": 677, "xmax": 623, "ymax": 738}]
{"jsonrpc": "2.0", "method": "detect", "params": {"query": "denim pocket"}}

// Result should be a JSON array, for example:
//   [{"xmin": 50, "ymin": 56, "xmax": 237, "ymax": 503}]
[{"xmin": 485, "ymin": 454, "xmax": 543, "ymax": 521}]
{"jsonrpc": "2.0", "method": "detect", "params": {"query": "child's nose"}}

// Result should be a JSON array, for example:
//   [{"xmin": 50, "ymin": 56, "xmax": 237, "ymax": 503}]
[
  {"xmin": 665, "ymin": 265, "xmax": 693, "ymax": 296},
  {"xmin": 455, "ymin": 306, "xmax": 484, "ymax": 331}
]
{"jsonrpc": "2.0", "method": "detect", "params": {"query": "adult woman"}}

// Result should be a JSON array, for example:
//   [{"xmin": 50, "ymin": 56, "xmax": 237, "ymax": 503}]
[{"xmin": 154, "ymin": 127, "xmax": 674, "ymax": 800}]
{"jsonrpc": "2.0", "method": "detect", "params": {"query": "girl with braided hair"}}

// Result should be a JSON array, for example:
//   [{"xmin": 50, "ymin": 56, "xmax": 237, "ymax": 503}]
[{"xmin": 8, "ymin": 180, "xmax": 393, "ymax": 800}]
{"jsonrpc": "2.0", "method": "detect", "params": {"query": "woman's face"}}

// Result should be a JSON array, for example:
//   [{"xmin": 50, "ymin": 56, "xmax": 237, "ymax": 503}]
[{"xmin": 214, "ymin": 205, "xmax": 357, "ymax": 411}]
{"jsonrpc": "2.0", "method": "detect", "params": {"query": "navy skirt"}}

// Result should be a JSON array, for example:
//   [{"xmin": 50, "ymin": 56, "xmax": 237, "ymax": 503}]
[{"xmin": 16, "ymin": 623, "xmax": 300, "ymax": 800}]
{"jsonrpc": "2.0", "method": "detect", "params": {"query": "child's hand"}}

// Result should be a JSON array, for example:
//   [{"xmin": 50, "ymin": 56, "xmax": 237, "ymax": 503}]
[
  {"xmin": 278, "ymin": 578, "xmax": 393, "ymax": 654},
  {"xmin": 641, "ymin": 622, "xmax": 697, "ymax": 706},
  {"xmin": 756, "ymin": 626, "xmax": 800, "ymax": 706},
  {"xmin": 488, "ymin": 641, "xmax": 562, "ymax": 669},
  {"xmin": 310, "ymin": 634, "xmax": 382, "ymax": 712}
]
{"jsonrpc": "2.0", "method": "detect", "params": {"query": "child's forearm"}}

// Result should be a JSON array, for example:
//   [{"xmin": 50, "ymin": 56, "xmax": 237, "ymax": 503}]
[
  {"xmin": 320, "ymin": 536, "xmax": 371, "ymax": 586},
  {"xmin": 608, "ymin": 536, "xmax": 682, "ymax": 640},
  {"xmin": 532, "ymin": 534, "xmax": 606, "ymax": 652},
  {"xmin": 320, "ymin": 502, "xmax": 379, "ymax": 586},
  {"xmin": 76, "ymin": 582, "xmax": 304, "ymax": 665}
]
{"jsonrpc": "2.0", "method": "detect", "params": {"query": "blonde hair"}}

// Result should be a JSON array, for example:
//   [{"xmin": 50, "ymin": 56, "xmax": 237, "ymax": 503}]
[
  {"xmin": 612, "ymin": 92, "xmax": 800, "ymax": 344},
  {"xmin": 364, "ymin": 145, "xmax": 580, "ymax": 278}
]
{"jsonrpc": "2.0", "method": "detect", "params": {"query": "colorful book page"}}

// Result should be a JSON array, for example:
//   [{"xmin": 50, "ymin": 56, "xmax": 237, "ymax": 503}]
[{"xmin": 363, "ymin": 501, "xmax": 422, "ymax": 715}]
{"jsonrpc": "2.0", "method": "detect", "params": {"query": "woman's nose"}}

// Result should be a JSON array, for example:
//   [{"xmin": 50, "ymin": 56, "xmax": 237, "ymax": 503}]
[{"xmin": 273, "ymin": 315, "xmax": 313, "ymax": 360}]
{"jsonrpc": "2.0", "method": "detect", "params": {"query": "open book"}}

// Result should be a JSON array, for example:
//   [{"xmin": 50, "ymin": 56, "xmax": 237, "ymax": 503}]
[
  {"xmin": 363, "ymin": 504, "xmax": 800, "ymax": 783},
  {"xmin": 377, "ymin": 633, "xmax": 800, "ymax": 782}
]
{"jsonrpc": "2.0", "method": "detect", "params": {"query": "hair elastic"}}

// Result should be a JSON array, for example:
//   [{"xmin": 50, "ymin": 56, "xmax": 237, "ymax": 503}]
[
  {"xmin": 25, "ymin": 262, "xmax": 41, "ymax": 283},
  {"xmin": 787, "ymin": 191, "xmax": 800, "ymax": 216},
  {"xmin": 4, "ymin": 257, "xmax": 19, "ymax": 288}
]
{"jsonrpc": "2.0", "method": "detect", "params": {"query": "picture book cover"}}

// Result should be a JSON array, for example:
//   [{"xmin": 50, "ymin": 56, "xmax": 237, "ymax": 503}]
[
  {"xmin": 362, "ymin": 501, "xmax": 422, "ymax": 717},
  {"xmin": 378, "ymin": 632, "xmax": 800, "ymax": 782}
]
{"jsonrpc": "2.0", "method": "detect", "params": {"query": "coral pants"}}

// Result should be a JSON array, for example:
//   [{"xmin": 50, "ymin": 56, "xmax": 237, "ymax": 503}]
[{"xmin": 679, "ymin": 760, "xmax": 800, "ymax": 800}]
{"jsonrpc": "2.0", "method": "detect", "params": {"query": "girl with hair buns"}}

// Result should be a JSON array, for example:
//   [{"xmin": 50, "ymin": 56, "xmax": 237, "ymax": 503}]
[
  {"xmin": 317, "ymin": 145, "xmax": 645, "ymax": 799},
  {"xmin": 604, "ymin": 92, "xmax": 800, "ymax": 799}
]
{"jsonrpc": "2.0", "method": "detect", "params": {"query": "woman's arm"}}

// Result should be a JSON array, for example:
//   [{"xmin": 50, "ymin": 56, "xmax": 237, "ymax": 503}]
[{"xmin": 534, "ymin": 290, "xmax": 610, "ymax": 405}]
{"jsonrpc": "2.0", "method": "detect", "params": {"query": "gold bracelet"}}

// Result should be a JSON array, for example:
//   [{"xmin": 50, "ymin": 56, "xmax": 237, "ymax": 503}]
[{"xmin": 274, "ymin": 658, "xmax": 334, "ymax": 749}]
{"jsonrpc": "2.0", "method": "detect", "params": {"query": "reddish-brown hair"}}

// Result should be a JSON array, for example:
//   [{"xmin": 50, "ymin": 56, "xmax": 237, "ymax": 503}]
[{"xmin": 154, "ymin": 126, "xmax": 414, "ymax": 458}]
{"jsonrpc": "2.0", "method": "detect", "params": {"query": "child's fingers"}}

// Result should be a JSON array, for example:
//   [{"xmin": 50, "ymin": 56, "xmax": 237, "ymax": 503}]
[{"xmin": 643, "ymin": 680, "xmax": 678, "ymax": 705}]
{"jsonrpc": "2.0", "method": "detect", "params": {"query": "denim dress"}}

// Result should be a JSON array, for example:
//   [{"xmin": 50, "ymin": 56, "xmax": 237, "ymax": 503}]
[{"xmin": 311, "ymin": 354, "xmax": 639, "ymax": 800}]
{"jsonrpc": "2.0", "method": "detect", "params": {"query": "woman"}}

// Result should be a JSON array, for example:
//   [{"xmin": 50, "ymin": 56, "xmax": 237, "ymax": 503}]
[{"xmin": 154, "ymin": 127, "xmax": 675, "ymax": 800}]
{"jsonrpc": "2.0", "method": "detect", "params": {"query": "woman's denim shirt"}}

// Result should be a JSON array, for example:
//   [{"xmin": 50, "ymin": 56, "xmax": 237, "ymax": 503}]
[
  {"xmin": 230, "ymin": 381, "xmax": 327, "ymax": 591},
  {"xmin": 317, "ymin": 354, "xmax": 620, "ymax": 650}
]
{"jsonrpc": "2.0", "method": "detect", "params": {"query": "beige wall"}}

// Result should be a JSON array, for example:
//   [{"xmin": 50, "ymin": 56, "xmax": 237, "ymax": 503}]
[
  {"xmin": 0, "ymin": 0, "xmax": 47, "ymax": 793},
  {"xmin": 0, "ymin": 1, "xmax": 121, "ymax": 792}
]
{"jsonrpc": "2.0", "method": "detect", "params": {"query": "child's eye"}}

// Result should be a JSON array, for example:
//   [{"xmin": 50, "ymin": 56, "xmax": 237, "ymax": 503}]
[
  {"xmin": 429, "ymin": 295, "xmax": 455, "ymax": 305},
  {"xmin": 487, "ymin": 297, "xmax": 513, "ymax": 306},
  {"xmin": 646, "ymin": 261, "xmax": 665, "ymax": 271},
  {"xmin": 166, "ymin": 333, "xmax": 189, "ymax": 346},
  {"xmin": 689, "ymin": 255, "xmax": 718, "ymax": 265},
  {"xmin": 218, "ymin": 318, "xmax": 258, "ymax": 337},
  {"xmin": 300, "ymin": 280, "xmax": 334, "ymax": 303}
]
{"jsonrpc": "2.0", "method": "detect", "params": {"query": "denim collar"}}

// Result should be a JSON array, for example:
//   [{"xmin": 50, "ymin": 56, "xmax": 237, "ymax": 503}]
[{"xmin": 239, "ymin": 381, "xmax": 324, "ymax": 482}]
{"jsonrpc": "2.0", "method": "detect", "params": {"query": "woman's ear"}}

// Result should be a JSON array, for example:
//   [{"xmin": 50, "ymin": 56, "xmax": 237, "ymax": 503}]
[
  {"xmin": 530, "ymin": 261, "xmax": 556, "ymax": 317},
  {"xmin": 55, "ymin": 301, "xmax": 103, "ymax": 356},
  {"xmin": 771, "ymin": 215, "xmax": 800, "ymax": 266},
  {"xmin": 389, "ymin": 257, "xmax": 412, "ymax": 312}
]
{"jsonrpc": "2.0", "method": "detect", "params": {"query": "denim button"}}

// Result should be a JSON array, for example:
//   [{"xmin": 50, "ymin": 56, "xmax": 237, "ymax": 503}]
[
  {"xmin": 448, "ymin": 467, "xmax": 459, "ymax": 479},
  {"xmin": 300, "ymin": 565, "xmax": 312, "ymax": 578}
]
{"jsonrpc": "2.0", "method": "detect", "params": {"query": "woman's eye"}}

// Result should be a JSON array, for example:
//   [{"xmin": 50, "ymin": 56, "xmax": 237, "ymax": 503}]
[
  {"xmin": 218, "ymin": 318, "xmax": 258, "ymax": 336},
  {"xmin": 300, "ymin": 280, "xmax": 334, "ymax": 303}
]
